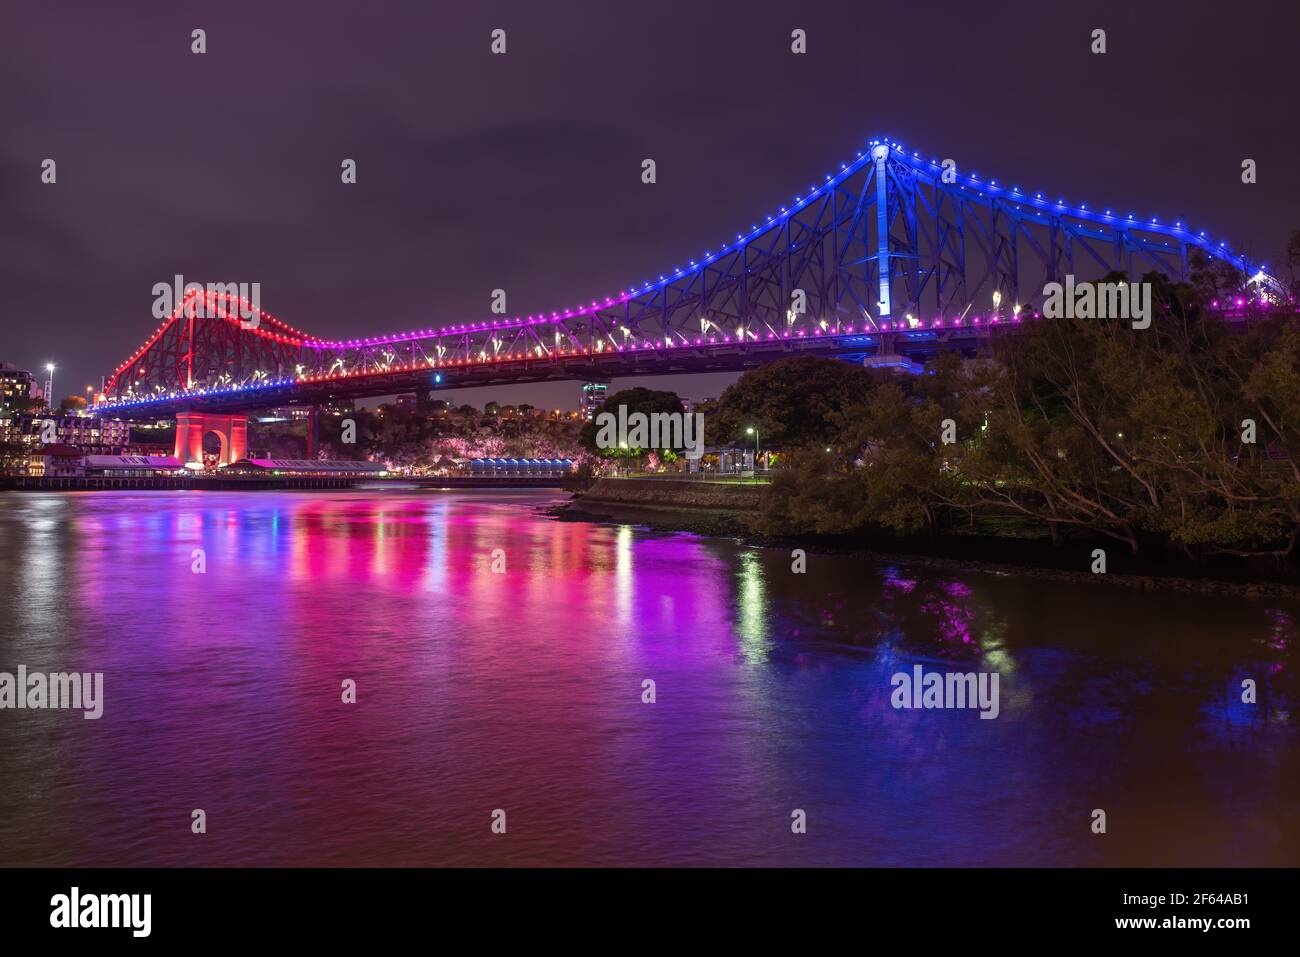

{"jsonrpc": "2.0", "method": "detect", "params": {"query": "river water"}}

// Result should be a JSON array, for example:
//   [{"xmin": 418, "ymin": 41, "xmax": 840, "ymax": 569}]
[{"xmin": 0, "ymin": 489, "xmax": 1295, "ymax": 866}]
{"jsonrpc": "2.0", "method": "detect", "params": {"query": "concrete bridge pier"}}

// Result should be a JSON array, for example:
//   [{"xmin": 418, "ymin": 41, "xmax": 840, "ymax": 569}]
[{"xmin": 174, "ymin": 411, "xmax": 248, "ymax": 467}]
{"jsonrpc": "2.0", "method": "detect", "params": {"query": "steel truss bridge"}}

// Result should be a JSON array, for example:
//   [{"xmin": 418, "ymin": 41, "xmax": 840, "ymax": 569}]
[{"xmin": 94, "ymin": 137, "xmax": 1283, "ymax": 419}]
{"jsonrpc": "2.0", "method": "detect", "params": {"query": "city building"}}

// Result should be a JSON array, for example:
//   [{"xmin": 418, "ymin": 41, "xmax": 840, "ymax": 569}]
[
  {"xmin": 394, "ymin": 394, "xmax": 418, "ymax": 410},
  {"xmin": 21, "ymin": 450, "xmax": 191, "ymax": 479},
  {"xmin": 687, "ymin": 447, "xmax": 754, "ymax": 475},
  {"xmin": 0, "ymin": 414, "xmax": 131, "ymax": 452},
  {"xmin": 0, "ymin": 363, "xmax": 35, "ymax": 407},
  {"xmin": 83, "ymin": 454, "xmax": 187, "ymax": 477},
  {"xmin": 123, "ymin": 442, "xmax": 175, "ymax": 457},
  {"xmin": 266, "ymin": 406, "xmax": 313, "ymax": 421},
  {"xmin": 226, "ymin": 458, "xmax": 389, "ymax": 478},
  {"xmin": 27, "ymin": 444, "xmax": 86, "ymax": 478},
  {"xmin": 580, "ymin": 382, "xmax": 608, "ymax": 420},
  {"xmin": 469, "ymin": 457, "xmax": 574, "ymax": 476},
  {"xmin": 1, "ymin": 414, "xmax": 133, "ymax": 475}
]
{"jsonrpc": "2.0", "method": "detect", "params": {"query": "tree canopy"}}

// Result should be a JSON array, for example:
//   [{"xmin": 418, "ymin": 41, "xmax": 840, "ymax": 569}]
[
  {"xmin": 706, "ymin": 355, "xmax": 874, "ymax": 450},
  {"xmin": 579, "ymin": 387, "xmax": 685, "ymax": 456},
  {"xmin": 753, "ymin": 272, "xmax": 1300, "ymax": 558}
]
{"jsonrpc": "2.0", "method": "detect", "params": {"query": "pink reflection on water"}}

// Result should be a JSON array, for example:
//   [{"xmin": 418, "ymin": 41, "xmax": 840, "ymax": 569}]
[{"xmin": 879, "ymin": 567, "xmax": 980, "ymax": 651}]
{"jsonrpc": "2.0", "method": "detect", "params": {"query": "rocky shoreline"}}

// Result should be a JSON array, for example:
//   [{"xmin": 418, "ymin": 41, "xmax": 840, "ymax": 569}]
[{"xmin": 551, "ymin": 491, "xmax": 1300, "ymax": 603}]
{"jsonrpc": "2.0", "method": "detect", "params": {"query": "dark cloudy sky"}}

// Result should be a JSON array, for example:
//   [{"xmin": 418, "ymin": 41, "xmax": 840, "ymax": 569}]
[{"xmin": 2, "ymin": 0, "xmax": 1297, "ymax": 409}]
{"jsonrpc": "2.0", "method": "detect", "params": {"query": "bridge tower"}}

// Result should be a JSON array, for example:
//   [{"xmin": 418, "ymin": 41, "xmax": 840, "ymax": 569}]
[
  {"xmin": 871, "ymin": 143, "xmax": 892, "ymax": 319},
  {"xmin": 174, "ymin": 412, "xmax": 248, "ymax": 467}
]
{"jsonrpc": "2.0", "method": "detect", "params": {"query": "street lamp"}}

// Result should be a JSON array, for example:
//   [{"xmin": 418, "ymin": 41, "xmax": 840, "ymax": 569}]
[{"xmin": 746, "ymin": 426, "xmax": 761, "ymax": 471}]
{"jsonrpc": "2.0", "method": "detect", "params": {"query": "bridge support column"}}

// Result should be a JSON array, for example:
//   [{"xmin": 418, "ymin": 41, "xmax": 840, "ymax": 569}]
[
  {"xmin": 174, "ymin": 412, "xmax": 248, "ymax": 468},
  {"xmin": 872, "ymin": 143, "xmax": 892, "ymax": 318},
  {"xmin": 228, "ymin": 417, "xmax": 248, "ymax": 464}
]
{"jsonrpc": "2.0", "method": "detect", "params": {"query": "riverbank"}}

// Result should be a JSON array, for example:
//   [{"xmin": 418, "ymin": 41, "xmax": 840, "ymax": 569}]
[
  {"xmin": 0, "ymin": 475, "xmax": 581, "ymax": 492},
  {"xmin": 556, "ymin": 477, "xmax": 1300, "ymax": 600}
]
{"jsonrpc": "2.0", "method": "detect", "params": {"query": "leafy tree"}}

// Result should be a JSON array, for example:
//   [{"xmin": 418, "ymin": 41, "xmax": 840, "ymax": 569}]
[
  {"xmin": 579, "ymin": 387, "xmax": 684, "ymax": 457},
  {"xmin": 755, "ymin": 354, "xmax": 974, "ymax": 535},
  {"xmin": 952, "ymin": 273, "xmax": 1300, "ymax": 555},
  {"xmin": 750, "ymin": 264, "xmax": 1300, "ymax": 559},
  {"xmin": 707, "ymin": 355, "xmax": 873, "ymax": 451},
  {"xmin": 1, "ymin": 396, "xmax": 43, "ymax": 416},
  {"xmin": 1188, "ymin": 250, "xmax": 1245, "ymax": 309},
  {"xmin": 1287, "ymin": 229, "xmax": 1300, "ymax": 300}
]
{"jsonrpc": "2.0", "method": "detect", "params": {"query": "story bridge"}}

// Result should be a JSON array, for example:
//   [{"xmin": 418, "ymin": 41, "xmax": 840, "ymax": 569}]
[{"xmin": 88, "ymin": 137, "xmax": 1284, "ymax": 464}]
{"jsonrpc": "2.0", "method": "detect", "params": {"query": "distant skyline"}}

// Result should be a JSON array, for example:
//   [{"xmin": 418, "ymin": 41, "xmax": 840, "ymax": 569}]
[{"xmin": 3, "ymin": 0, "xmax": 1297, "ymax": 406}]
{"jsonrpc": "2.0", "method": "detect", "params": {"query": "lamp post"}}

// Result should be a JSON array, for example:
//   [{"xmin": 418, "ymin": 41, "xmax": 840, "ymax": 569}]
[{"xmin": 746, "ymin": 426, "xmax": 761, "ymax": 472}]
